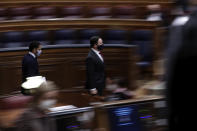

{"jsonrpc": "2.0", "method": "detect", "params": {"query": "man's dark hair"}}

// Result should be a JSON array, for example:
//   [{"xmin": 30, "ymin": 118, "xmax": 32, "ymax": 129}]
[
  {"xmin": 29, "ymin": 41, "xmax": 41, "ymax": 52},
  {"xmin": 90, "ymin": 36, "xmax": 100, "ymax": 48}
]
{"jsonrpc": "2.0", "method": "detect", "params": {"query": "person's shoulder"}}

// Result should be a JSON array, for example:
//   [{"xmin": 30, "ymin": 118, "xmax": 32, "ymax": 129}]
[
  {"xmin": 23, "ymin": 54, "xmax": 34, "ymax": 63},
  {"xmin": 88, "ymin": 49, "xmax": 94, "ymax": 54},
  {"xmin": 87, "ymin": 50, "xmax": 95, "ymax": 58},
  {"xmin": 24, "ymin": 54, "xmax": 34, "ymax": 59},
  {"xmin": 86, "ymin": 54, "xmax": 96, "ymax": 64},
  {"xmin": 23, "ymin": 53, "xmax": 31, "ymax": 58},
  {"xmin": 86, "ymin": 55, "xmax": 93, "ymax": 61},
  {"xmin": 23, "ymin": 54, "xmax": 29, "ymax": 60}
]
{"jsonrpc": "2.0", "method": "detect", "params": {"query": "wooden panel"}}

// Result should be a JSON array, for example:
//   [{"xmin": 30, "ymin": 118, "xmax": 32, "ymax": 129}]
[
  {"xmin": 0, "ymin": 46, "xmax": 138, "ymax": 95},
  {"xmin": 0, "ymin": 0, "xmax": 173, "ymax": 6},
  {"xmin": 0, "ymin": 19, "xmax": 160, "ymax": 32}
]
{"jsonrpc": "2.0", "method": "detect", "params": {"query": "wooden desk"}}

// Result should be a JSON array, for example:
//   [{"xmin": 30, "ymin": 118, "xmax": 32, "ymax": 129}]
[
  {"xmin": 0, "ymin": 90, "xmax": 103, "ymax": 129},
  {"xmin": 0, "ymin": 91, "xmax": 164, "ymax": 129}
]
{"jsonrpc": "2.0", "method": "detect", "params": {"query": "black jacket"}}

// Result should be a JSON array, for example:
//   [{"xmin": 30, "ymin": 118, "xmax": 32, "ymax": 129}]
[
  {"xmin": 22, "ymin": 53, "xmax": 39, "ymax": 82},
  {"xmin": 86, "ymin": 49, "xmax": 105, "ymax": 95},
  {"xmin": 166, "ymin": 12, "xmax": 197, "ymax": 131}
]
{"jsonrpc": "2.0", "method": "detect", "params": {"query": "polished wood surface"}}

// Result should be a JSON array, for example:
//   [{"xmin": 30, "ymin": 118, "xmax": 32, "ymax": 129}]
[{"xmin": 0, "ymin": 19, "xmax": 161, "ymax": 31}]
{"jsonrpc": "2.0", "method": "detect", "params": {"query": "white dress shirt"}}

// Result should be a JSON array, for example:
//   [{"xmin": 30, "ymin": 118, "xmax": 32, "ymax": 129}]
[
  {"xmin": 91, "ymin": 48, "xmax": 104, "ymax": 62},
  {"xmin": 29, "ymin": 52, "xmax": 36, "ymax": 58}
]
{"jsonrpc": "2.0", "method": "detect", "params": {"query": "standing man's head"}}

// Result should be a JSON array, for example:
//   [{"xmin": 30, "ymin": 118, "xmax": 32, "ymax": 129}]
[
  {"xmin": 90, "ymin": 36, "xmax": 104, "ymax": 51},
  {"xmin": 29, "ymin": 41, "xmax": 42, "ymax": 57}
]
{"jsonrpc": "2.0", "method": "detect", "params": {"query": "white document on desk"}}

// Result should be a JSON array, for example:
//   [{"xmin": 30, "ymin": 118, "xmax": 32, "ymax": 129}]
[{"xmin": 49, "ymin": 105, "xmax": 77, "ymax": 112}]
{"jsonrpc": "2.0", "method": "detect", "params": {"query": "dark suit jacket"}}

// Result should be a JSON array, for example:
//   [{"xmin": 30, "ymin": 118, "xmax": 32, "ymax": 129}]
[
  {"xmin": 22, "ymin": 53, "xmax": 39, "ymax": 82},
  {"xmin": 86, "ymin": 49, "xmax": 105, "ymax": 95},
  {"xmin": 166, "ymin": 12, "xmax": 197, "ymax": 131}
]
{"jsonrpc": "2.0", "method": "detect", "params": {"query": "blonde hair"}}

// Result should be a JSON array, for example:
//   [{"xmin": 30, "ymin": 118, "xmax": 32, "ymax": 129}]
[{"xmin": 32, "ymin": 81, "xmax": 58, "ymax": 104}]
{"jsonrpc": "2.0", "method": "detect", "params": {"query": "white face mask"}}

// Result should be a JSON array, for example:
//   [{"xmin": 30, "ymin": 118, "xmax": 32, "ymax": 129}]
[
  {"xmin": 36, "ymin": 49, "xmax": 42, "ymax": 56},
  {"xmin": 39, "ymin": 99, "xmax": 56, "ymax": 110}
]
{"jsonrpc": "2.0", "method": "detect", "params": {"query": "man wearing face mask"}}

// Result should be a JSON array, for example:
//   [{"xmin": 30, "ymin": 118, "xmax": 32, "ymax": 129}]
[
  {"xmin": 86, "ymin": 36, "xmax": 105, "ymax": 96},
  {"xmin": 15, "ymin": 81, "xmax": 58, "ymax": 131},
  {"xmin": 22, "ymin": 41, "xmax": 42, "ymax": 84}
]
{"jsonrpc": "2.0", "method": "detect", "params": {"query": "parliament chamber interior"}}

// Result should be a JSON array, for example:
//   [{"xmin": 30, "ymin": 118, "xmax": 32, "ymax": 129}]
[{"xmin": 0, "ymin": 0, "xmax": 196, "ymax": 130}]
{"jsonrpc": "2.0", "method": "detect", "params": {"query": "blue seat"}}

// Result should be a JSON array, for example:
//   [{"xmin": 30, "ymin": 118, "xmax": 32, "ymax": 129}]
[
  {"xmin": 3, "ymin": 31, "xmax": 25, "ymax": 48},
  {"xmin": 131, "ymin": 30, "xmax": 153, "ymax": 41},
  {"xmin": 104, "ymin": 30, "xmax": 127, "ymax": 44},
  {"xmin": 130, "ymin": 30, "xmax": 153, "ymax": 67},
  {"xmin": 79, "ymin": 29, "xmax": 100, "ymax": 44},
  {"xmin": 133, "ymin": 41, "xmax": 153, "ymax": 65},
  {"xmin": 53, "ymin": 29, "xmax": 76, "ymax": 45},
  {"xmin": 27, "ymin": 30, "xmax": 49, "ymax": 45}
]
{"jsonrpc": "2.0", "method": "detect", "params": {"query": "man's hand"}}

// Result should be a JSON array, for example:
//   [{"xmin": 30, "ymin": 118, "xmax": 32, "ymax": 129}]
[{"xmin": 90, "ymin": 88, "xmax": 97, "ymax": 95}]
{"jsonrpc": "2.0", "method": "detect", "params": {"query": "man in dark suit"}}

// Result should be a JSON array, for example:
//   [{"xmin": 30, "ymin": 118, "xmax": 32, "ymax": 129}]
[
  {"xmin": 166, "ymin": 10, "xmax": 197, "ymax": 131},
  {"xmin": 22, "ymin": 41, "xmax": 42, "ymax": 83},
  {"xmin": 86, "ymin": 36, "xmax": 105, "ymax": 96}
]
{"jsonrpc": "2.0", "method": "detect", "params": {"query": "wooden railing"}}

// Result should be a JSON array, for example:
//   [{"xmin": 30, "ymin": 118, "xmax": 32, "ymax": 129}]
[{"xmin": 0, "ymin": 19, "xmax": 160, "ymax": 31}]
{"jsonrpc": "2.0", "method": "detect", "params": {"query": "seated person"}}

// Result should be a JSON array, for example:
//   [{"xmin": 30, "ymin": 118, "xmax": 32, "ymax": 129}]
[
  {"xmin": 105, "ymin": 77, "xmax": 118, "ymax": 91},
  {"xmin": 104, "ymin": 78, "xmax": 133, "ymax": 101},
  {"xmin": 15, "ymin": 80, "xmax": 58, "ymax": 131}
]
